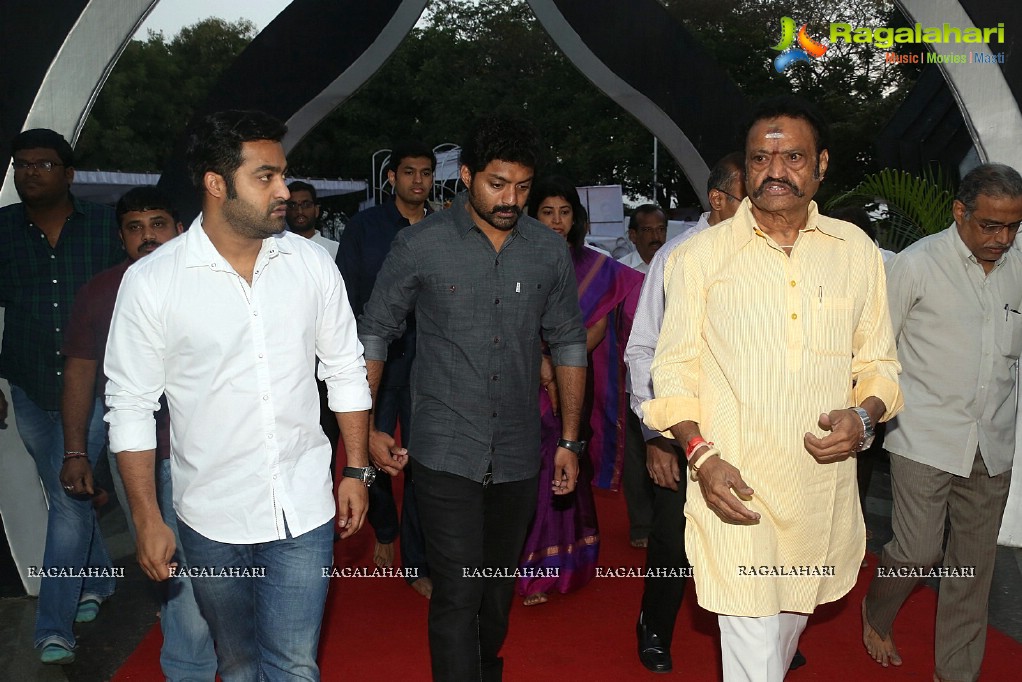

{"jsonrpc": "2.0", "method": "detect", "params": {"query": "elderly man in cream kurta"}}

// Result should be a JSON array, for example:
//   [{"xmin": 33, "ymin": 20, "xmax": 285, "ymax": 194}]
[{"xmin": 643, "ymin": 97, "xmax": 902, "ymax": 682}]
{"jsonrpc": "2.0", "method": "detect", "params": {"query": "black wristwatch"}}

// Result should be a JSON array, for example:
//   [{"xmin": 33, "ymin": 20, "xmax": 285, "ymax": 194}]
[
  {"xmin": 342, "ymin": 466, "xmax": 377, "ymax": 487},
  {"xmin": 556, "ymin": 438, "xmax": 587, "ymax": 455}
]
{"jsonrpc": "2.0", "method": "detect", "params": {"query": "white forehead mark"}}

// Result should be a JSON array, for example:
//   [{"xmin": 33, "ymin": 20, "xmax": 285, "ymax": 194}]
[{"xmin": 765, "ymin": 132, "xmax": 785, "ymax": 139}]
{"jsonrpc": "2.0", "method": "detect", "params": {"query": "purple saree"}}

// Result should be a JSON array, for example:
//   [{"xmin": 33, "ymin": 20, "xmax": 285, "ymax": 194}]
[{"xmin": 518, "ymin": 246, "xmax": 642, "ymax": 597}]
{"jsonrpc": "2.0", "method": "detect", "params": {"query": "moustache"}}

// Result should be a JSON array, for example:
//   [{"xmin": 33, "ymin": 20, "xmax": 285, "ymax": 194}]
[
  {"xmin": 753, "ymin": 176, "xmax": 804, "ymax": 198},
  {"xmin": 139, "ymin": 240, "xmax": 158, "ymax": 251},
  {"xmin": 491, "ymin": 204, "xmax": 521, "ymax": 216}
]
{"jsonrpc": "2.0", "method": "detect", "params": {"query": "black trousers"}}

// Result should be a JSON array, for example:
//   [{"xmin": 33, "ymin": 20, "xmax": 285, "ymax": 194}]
[
  {"xmin": 414, "ymin": 461, "xmax": 538, "ymax": 681},
  {"xmin": 640, "ymin": 457, "xmax": 691, "ymax": 645}
]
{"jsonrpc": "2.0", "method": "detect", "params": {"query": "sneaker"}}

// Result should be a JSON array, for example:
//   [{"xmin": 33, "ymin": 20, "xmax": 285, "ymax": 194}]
[
  {"xmin": 75, "ymin": 598, "xmax": 101, "ymax": 623},
  {"xmin": 40, "ymin": 642, "xmax": 75, "ymax": 665}
]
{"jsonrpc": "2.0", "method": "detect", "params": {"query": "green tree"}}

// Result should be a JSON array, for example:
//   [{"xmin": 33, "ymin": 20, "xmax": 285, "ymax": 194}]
[{"xmin": 76, "ymin": 18, "xmax": 255, "ymax": 171}]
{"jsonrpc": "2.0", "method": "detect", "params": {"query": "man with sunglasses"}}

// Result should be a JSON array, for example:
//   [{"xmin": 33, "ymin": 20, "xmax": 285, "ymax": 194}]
[
  {"xmin": 0, "ymin": 128, "xmax": 122, "ymax": 664},
  {"xmin": 862, "ymin": 163, "xmax": 1022, "ymax": 682}
]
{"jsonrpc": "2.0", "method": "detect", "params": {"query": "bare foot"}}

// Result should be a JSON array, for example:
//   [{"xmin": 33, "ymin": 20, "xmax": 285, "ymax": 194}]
[
  {"xmin": 373, "ymin": 542, "xmax": 394, "ymax": 568},
  {"xmin": 523, "ymin": 592, "xmax": 548, "ymax": 606},
  {"xmin": 411, "ymin": 577, "xmax": 433, "ymax": 599},
  {"xmin": 630, "ymin": 538, "xmax": 649, "ymax": 549},
  {"xmin": 862, "ymin": 599, "xmax": 903, "ymax": 667}
]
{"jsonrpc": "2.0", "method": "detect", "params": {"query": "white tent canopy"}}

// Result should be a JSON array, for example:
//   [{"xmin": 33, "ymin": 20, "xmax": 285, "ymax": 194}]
[{"xmin": 71, "ymin": 170, "xmax": 366, "ymax": 205}]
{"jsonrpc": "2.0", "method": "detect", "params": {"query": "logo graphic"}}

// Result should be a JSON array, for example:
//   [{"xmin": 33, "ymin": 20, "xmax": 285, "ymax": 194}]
[{"xmin": 771, "ymin": 16, "xmax": 828, "ymax": 73}]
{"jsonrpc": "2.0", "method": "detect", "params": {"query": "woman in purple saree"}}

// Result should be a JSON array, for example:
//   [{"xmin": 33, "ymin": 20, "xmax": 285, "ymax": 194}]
[{"xmin": 518, "ymin": 177, "xmax": 642, "ymax": 605}]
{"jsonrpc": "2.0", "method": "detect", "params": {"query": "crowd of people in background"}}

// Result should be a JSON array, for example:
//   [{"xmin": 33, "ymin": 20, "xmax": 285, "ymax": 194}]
[{"xmin": 1, "ymin": 93, "xmax": 1021, "ymax": 682}]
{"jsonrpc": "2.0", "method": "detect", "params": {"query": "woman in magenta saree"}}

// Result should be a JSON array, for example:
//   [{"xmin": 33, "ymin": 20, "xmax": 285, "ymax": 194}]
[{"xmin": 518, "ymin": 177, "xmax": 642, "ymax": 605}]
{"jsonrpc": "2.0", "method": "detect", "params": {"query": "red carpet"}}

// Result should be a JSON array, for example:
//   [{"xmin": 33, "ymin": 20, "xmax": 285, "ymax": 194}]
[{"xmin": 114, "ymin": 485, "xmax": 1022, "ymax": 681}]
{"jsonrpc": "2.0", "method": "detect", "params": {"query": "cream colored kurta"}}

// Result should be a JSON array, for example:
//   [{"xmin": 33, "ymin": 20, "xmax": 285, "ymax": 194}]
[{"xmin": 643, "ymin": 199, "xmax": 902, "ymax": 617}]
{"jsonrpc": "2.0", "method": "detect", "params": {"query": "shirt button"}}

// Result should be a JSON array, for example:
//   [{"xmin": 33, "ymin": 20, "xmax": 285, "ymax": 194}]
[
  {"xmin": 50, "ymin": 254, "xmax": 56, "ymax": 259},
  {"xmin": 494, "ymin": 298, "xmax": 500, "ymax": 304},
  {"xmin": 52, "ymin": 279, "xmax": 58, "ymax": 284},
  {"xmin": 790, "ymin": 280, "xmax": 796, "ymax": 287},
  {"xmin": 55, "ymin": 327, "xmax": 60, "ymax": 332},
  {"xmin": 56, "ymin": 371, "xmax": 62, "ymax": 376},
  {"xmin": 491, "ymin": 374, "xmax": 498, "ymax": 381},
  {"xmin": 791, "ymin": 313, "xmax": 797, "ymax": 320},
  {"xmin": 493, "ymin": 336, "xmax": 499, "ymax": 344},
  {"xmin": 258, "ymin": 353, "xmax": 264, "ymax": 358},
  {"xmin": 253, "ymin": 311, "xmax": 259, "ymax": 316},
  {"xmin": 492, "ymin": 412, "xmax": 497, "ymax": 418},
  {"xmin": 267, "ymin": 434, "xmax": 273, "ymax": 439},
  {"xmin": 53, "ymin": 302, "xmax": 58, "ymax": 307},
  {"xmin": 262, "ymin": 395, "xmax": 269, "ymax": 401}
]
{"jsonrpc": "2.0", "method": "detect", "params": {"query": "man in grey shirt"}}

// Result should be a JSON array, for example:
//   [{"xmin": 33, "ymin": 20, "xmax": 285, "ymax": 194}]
[
  {"xmin": 862, "ymin": 163, "xmax": 1022, "ymax": 682},
  {"xmin": 358, "ymin": 115, "xmax": 587, "ymax": 681}
]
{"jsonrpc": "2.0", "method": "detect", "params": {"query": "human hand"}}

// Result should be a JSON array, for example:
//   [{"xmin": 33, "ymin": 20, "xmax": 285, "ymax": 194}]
[
  {"xmin": 368, "ymin": 428, "xmax": 408, "ymax": 475},
  {"xmin": 646, "ymin": 437, "xmax": 680, "ymax": 491},
  {"xmin": 551, "ymin": 446, "xmax": 579, "ymax": 495},
  {"xmin": 136, "ymin": 519, "xmax": 177, "ymax": 581},
  {"xmin": 59, "ymin": 457, "xmax": 95, "ymax": 496},
  {"xmin": 804, "ymin": 409, "xmax": 862, "ymax": 463},
  {"xmin": 336, "ymin": 478, "xmax": 368, "ymax": 539},
  {"xmin": 695, "ymin": 455, "xmax": 760, "ymax": 524}
]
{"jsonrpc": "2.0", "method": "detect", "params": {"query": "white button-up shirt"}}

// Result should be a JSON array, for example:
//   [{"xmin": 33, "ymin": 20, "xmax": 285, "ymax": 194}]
[
  {"xmin": 885, "ymin": 224, "xmax": 1022, "ymax": 477},
  {"xmin": 624, "ymin": 212, "xmax": 711, "ymax": 440},
  {"xmin": 105, "ymin": 218, "xmax": 371, "ymax": 543}
]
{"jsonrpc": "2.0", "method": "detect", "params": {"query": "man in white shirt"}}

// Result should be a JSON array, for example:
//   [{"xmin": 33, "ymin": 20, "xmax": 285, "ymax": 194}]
[
  {"xmin": 862, "ymin": 163, "xmax": 1022, "ymax": 682},
  {"xmin": 105, "ymin": 110, "xmax": 373, "ymax": 680},
  {"xmin": 624, "ymin": 152, "xmax": 745, "ymax": 672},
  {"xmin": 617, "ymin": 204, "xmax": 667, "ymax": 274}
]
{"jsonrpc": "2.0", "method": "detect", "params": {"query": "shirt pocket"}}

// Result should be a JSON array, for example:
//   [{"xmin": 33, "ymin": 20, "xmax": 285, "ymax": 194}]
[
  {"xmin": 429, "ymin": 283, "xmax": 478, "ymax": 331},
  {"xmin": 998, "ymin": 310, "xmax": 1022, "ymax": 359},
  {"xmin": 809, "ymin": 296, "xmax": 855, "ymax": 357},
  {"xmin": 507, "ymin": 280, "xmax": 546, "ymax": 341}
]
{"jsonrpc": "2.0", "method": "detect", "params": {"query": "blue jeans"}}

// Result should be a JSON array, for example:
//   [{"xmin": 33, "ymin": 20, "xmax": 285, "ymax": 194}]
[
  {"xmin": 178, "ymin": 517, "xmax": 333, "ymax": 681},
  {"xmin": 369, "ymin": 384, "xmax": 429, "ymax": 582},
  {"xmin": 156, "ymin": 458, "xmax": 217, "ymax": 681},
  {"xmin": 11, "ymin": 385, "xmax": 115, "ymax": 650}
]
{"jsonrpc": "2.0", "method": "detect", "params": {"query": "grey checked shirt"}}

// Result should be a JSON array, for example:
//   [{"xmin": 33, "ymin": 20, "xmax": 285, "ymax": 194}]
[{"xmin": 358, "ymin": 194, "xmax": 587, "ymax": 483}]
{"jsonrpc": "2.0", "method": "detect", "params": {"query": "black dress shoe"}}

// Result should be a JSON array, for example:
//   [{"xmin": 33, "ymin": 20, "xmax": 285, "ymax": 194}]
[
  {"xmin": 636, "ymin": 614, "xmax": 672, "ymax": 673},
  {"xmin": 789, "ymin": 648, "xmax": 807, "ymax": 671}
]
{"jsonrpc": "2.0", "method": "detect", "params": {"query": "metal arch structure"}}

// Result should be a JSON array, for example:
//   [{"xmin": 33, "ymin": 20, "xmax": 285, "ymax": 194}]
[{"xmin": 896, "ymin": 0, "xmax": 1022, "ymax": 171}]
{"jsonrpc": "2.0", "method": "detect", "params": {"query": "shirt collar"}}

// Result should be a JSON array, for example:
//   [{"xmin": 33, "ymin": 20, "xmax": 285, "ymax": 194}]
[
  {"xmin": 729, "ymin": 198, "xmax": 840, "ymax": 248},
  {"xmin": 183, "ymin": 214, "xmax": 292, "ymax": 269},
  {"xmin": 946, "ymin": 221, "xmax": 1003, "ymax": 270}
]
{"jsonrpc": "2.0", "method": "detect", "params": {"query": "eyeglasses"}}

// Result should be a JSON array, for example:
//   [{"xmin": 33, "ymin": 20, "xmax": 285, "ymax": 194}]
[
  {"xmin": 714, "ymin": 188, "xmax": 742, "ymax": 203},
  {"xmin": 12, "ymin": 160, "xmax": 64, "ymax": 172},
  {"xmin": 635, "ymin": 226, "xmax": 668, "ymax": 235},
  {"xmin": 971, "ymin": 215, "xmax": 1022, "ymax": 235},
  {"xmin": 285, "ymin": 200, "xmax": 316, "ymax": 210}
]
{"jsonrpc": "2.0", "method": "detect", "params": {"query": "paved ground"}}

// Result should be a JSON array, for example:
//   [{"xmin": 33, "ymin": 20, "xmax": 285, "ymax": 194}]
[{"xmin": 2, "ymin": 452, "xmax": 1020, "ymax": 680}]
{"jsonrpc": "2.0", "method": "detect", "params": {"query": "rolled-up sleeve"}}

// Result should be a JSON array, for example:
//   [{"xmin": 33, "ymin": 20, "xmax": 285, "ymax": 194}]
[
  {"xmin": 104, "ymin": 267, "xmax": 164, "ymax": 454},
  {"xmin": 357, "ymin": 231, "xmax": 419, "ymax": 362},
  {"xmin": 317, "ymin": 261, "xmax": 372, "ymax": 413},
  {"xmin": 542, "ymin": 247, "xmax": 587, "ymax": 367}
]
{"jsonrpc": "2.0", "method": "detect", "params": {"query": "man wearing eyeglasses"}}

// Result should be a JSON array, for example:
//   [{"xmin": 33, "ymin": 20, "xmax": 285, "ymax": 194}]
[
  {"xmin": 618, "ymin": 204, "xmax": 668, "ymax": 274},
  {"xmin": 285, "ymin": 180, "xmax": 338, "ymax": 259},
  {"xmin": 862, "ymin": 163, "xmax": 1022, "ymax": 682},
  {"xmin": 0, "ymin": 128, "xmax": 122, "ymax": 664}
]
